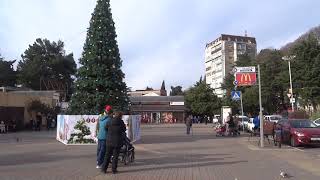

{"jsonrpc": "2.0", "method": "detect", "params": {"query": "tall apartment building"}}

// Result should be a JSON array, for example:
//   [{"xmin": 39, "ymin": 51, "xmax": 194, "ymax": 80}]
[{"xmin": 205, "ymin": 34, "xmax": 257, "ymax": 97}]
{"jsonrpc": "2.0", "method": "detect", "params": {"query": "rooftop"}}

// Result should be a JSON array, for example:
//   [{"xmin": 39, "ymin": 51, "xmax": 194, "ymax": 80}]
[
  {"xmin": 206, "ymin": 34, "xmax": 256, "ymax": 47},
  {"xmin": 129, "ymin": 96, "xmax": 184, "ymax": 102}
]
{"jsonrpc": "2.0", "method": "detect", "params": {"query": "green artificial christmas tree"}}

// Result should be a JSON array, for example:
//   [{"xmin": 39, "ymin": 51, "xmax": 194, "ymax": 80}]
[
  {"xmin": 68, "ymin": 119, "xmax": 95, "ymax": 144},
  {"xmin": 68, "ymin": 0, "xmax": 129, "ymax": 114}
]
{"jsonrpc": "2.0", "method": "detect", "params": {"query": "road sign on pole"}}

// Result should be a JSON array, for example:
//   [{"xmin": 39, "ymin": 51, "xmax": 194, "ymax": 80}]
[
  {"xmin": 290, "ymin": 98, "xmax": 296, "ymax": 103},
  {"xmin": 231, "ymin": 91, "xmax": 241, "ymax": 101},
  {"xmin": 233, "ymin": 80, "xmax": 238, "ymax": 86},
  {"xmin": 234, "ymin": 66, "xmax": 256, "ymax": 73}
]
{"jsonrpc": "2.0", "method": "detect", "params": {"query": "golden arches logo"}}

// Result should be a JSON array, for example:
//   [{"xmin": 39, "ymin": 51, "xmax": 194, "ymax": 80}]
[{"xmin": 240, "ymin": 73, "xmax": 251, "ymax": 82}]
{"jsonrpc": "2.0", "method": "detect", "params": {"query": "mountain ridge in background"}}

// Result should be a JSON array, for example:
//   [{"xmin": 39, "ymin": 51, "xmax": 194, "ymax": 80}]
[{"xmin": 281, "ymin": 25, "xmax": 320, "ymax": 52}]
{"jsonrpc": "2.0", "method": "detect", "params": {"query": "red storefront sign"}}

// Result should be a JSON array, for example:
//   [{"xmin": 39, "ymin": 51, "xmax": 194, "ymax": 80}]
[{"xmin": 235, "ymin": 73, "xmax": 256, "ymax": 86}]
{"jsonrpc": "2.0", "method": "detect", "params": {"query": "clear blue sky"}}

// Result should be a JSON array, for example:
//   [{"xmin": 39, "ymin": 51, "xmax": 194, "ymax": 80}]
[{"xmin": 1, "ymin": 0, "xmax": 320, "ymax": 90}]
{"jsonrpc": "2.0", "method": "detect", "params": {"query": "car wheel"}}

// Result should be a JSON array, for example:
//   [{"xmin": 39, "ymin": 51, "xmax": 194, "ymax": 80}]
[{"xmin": 290, "ymin": 136, "xmax": 297, "ymax": 147}]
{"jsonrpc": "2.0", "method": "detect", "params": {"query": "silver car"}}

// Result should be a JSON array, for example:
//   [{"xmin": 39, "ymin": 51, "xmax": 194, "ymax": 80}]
[{"xmin": 313, "ymin": 118, "xmax": 320, "ymax": 126}]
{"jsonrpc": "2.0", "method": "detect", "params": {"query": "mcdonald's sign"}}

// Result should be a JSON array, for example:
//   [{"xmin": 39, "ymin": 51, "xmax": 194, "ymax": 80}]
[{"xmin": 235, "ymin": 73, "xmax": 256, "ymax": 86}]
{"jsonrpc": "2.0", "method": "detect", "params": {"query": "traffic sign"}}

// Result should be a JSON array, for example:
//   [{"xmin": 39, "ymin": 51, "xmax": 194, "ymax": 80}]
[
  {"xmin": 234, "ymin": 66, "xmax": 256, "ymax": 73},
  {"xmin": 290, "ymin": 98, "xmax": 296, "ymax": 103},
  {"xmin": 233, "ymin": 80, "xmax": 238, "ymax": 86},
  {"xmin": 231, "ymin": 91, "xmax": 241, "ymax": 101},
  {"xmin": 235, "ymin": 72, "xmax": 256, "ymax": 86}
]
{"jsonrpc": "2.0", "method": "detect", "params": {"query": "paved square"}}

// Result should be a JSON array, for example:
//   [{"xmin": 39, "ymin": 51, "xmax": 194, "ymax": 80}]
[{"xmin": 1, "ymin": 125, "xmax": 320, "ymax": 180}]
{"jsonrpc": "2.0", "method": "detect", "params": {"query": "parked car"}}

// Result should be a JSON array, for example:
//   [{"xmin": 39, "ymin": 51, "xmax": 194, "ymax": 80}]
[
  {"xmin": 313, "ymin": 118, "xmax": 320, "ymax": 127},
  {"xmin": 265, "ymin": 115, "xmax": 282, "ymax": 123},
  {"xmin": 212, "ymin": 115, "xmax": 220, "ymax": 124},
  {"xmin": 276, "ymin": 119, "xmax": 320, "ymax": 147},
  {"xmin": 236, "ymin": 116, "xmax": 249, "ymax": 131}
]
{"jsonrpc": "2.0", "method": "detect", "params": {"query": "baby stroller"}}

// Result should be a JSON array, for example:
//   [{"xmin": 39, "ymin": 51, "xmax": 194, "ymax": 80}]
[
  {"xmin": 119, "ymin": 135, "xmax": 135, "ymax": 165},
  {"xmin": 215, "ymin": 123, "xmax": 226, "ymax": 136}
]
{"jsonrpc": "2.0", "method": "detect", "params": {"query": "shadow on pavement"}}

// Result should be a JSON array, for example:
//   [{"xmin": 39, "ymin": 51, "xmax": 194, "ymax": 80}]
[
  {"xmin": 133, "ymin": 153, "xmax": 233, "ymax": 166},
  {"xmin": 116, "ymin": 153, "xmax": 246, "ymax": 174},
  {"xmin": 137, "ymin": 134, "xmax": 242, "ymax": 144},
  {"xmin": 121, "ymin": 159, "xmax": 247, "ymax": 173},
  {"xmin": 0, "ymin": 151, "xmax": 93, "ymax": 166}
]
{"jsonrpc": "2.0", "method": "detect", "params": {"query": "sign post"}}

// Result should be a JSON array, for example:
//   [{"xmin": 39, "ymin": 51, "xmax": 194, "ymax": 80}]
[
  {"xmin": 258, "ymin": 65, "xmax": 264, "ymax": 148},
  {"xmin": 231, "ymin": 91, "xmax": 244, "ymax": 132},
  {"xmin": 234, "ymin": 67, "xmax": 257, "ymax": 133},
  {"xmin": 240, "ymin": 92, "xmax": 244, "ymax": 132}
]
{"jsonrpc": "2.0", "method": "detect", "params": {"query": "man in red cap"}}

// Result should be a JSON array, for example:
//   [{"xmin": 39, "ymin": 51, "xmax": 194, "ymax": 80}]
[{"xmin": 95, "ymin": 105, "xmax": 113, "ymax": 169}]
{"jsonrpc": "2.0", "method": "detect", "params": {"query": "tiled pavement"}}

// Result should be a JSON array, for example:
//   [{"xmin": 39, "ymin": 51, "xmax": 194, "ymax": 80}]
[{"xmin": 0, "ymin": 125, "xmax": 320, "ymax": 180}]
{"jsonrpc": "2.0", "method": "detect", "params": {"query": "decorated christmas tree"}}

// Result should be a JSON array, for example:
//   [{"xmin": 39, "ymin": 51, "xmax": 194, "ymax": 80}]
[
  {"xmin": 68, "ymin": 0, "xmax": 129, "ymax": 114},
  {"xmin": 68, "ymin": 120, "xmax": 95, "ymax": 144}
]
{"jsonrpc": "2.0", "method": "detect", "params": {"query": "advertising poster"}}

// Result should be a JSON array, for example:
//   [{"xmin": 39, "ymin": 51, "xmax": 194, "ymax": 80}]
[
  {"xmin": 122, "ymin": 115, "xmax": 131, "ymax": 139},
  {"xmin": 141, "ymin": 112, "xmax": 151, "ymax": 123},
  {"xmin": 131, "ymin": 115, "xmax": 141, "ymax": 143},
  {"xmin": 221, "ymin": 107, "xmax": 232, "ymax": 124},
  {"xmin": 57, "ymin": 115, "xmax": 141, "ymax": 145},
  {"xmin": 57, "ymin": 115, "xmax": 99, "ymax": 145},
  {"xmin": 162, "ymin": 112, "xmax": 173, "ymax": 123},
  {"xmin": 57, "ymin": 115, "xmax": 66, "ymax": 144}
]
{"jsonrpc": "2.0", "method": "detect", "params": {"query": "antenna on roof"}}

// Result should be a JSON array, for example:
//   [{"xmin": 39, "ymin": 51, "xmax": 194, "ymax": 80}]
[{"xmin": 245, "ymin": 30, "xmax": 247, "ymax": 37}]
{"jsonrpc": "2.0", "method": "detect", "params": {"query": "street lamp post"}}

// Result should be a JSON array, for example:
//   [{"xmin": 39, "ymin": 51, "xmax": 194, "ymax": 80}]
[{"xmin": 282, "ymin": 55, "xmax": 296, "ymax": 112}]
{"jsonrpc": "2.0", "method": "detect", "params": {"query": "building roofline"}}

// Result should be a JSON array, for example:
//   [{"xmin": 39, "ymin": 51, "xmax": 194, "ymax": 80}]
[{"xmin": 206, "ymin": 34, "xmax": 256, "ymax": 48}]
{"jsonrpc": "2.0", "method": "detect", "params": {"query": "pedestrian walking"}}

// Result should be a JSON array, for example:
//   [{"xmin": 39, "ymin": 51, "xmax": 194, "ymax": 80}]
[
  {"xmin": 253, "ymin": 114, "xmax": 260, "ymax": 135},
  {"xmin": 185, "ymin": 115, "xmax": 192, "ymax": 135},
  {"xmin": 46, "ymin": 114, "xmax": 52, "ymax": 131},
  {"xmin": 101, "ymin": 111, "xmax": 126, "ymax": 174},
  {"xmin": 0, "ymin": 121, "xmax": 6, "ymax": 133},
  {"xmin": 227, "ymin": 113, "xmax": 235, "ymax": 136},
  {"xmin": 36, "ymin": 114, "xmax": 42, "ymax": 131},
  {"xmin": 96, "ymin": 105, "xmax": 113, "ymax": 169}
]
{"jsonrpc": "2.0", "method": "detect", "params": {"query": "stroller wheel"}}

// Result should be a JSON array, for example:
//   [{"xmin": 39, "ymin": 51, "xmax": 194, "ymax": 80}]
[
  {"xmin": 130, "ymin": 151, "xmax": 135, "ymax": 162},
  {"xmin": 123, "ymin": 156, "xmax": 127, "ymax": 165},
  {"xmin": 124, "ymin": 153, "xmax": 130, "ymax": 165}
]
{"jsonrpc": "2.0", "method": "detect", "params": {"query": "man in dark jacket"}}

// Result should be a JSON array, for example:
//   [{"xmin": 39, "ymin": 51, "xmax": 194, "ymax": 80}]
[
  {"xmin": 185, "ymin": 115, "xmax": 192, "ymax": 135},
  {"xmin": 101, "ymin": 111, "xmax": 126, "ymax": 174}
]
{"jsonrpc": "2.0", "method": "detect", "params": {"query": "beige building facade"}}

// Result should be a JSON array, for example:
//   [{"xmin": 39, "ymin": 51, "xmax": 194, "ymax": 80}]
[
  {"xmin": 205, "ymin": 34, "xmax": 257, "ymax": 97},
  {"xmin": 0, "ymin": 88, "xmax": 59, "ymax": 130}
]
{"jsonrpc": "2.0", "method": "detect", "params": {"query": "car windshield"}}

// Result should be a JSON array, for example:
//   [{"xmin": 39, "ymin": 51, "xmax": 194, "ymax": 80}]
[
  {"xmin": 289, "ymin": 120, "xmax": 318, "ymax": 128},
  {"xmin": 270, "ymin": 116, "xmax": 281, "ymax": 120},
  {"xmin": 239, "ymin": 117, "xmax": 248, "ymax": 122}
]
